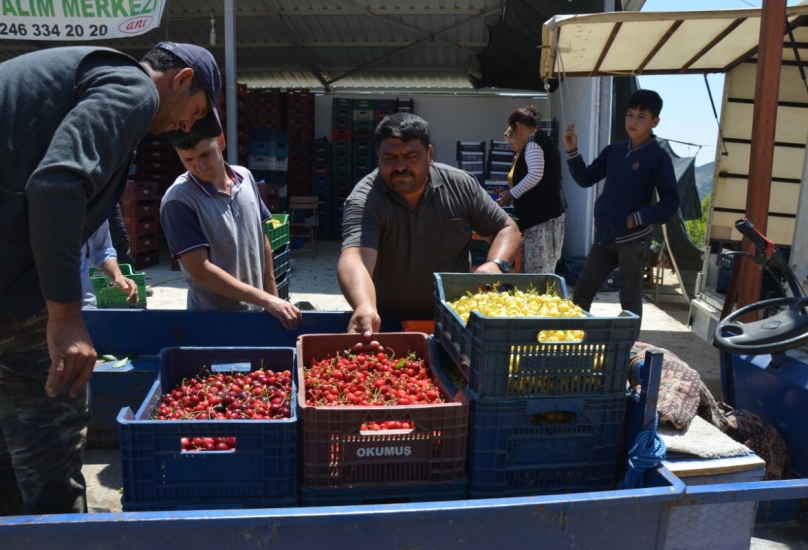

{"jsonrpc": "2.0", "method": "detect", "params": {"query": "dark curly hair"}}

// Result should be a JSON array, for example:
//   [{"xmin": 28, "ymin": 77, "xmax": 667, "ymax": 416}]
[
  {"xmin": 374, "ymin": 113, "xmax": 430, "ymax": 150},
  {"xmin": 508, "ymin": 105, "xmax": 541, "ymax": 130}
]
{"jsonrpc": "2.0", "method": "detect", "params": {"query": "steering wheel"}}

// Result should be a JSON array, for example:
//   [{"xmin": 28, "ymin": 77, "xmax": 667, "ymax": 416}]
[{"xmin": 714, "ymin": 296, "xmax": 808, "ymax": 355}]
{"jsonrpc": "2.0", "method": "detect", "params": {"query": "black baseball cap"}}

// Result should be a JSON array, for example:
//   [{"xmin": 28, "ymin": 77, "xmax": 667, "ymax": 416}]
[{"xmin": 154, "ymin": 41, "xmax": 222, "ymax": 138}]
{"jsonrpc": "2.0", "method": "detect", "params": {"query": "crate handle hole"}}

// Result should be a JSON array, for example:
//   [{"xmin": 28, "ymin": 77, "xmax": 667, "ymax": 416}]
[
  {"xmin": 536, "ymin": 330, "xmax": 586, "ymax": 344},
  {"xmin": 181, "ymin": 436, "xmax": 236, "ymax": 452},
  {"xmin": 359, "ymin": 424, "xmax": 415, "ymax": 435},
  {"xmin": 529, "ymin": 411, "xmax": 576, "ymax": 424}
]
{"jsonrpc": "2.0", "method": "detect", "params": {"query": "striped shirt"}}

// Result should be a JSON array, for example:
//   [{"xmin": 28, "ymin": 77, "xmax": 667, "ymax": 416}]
[{"xmin": 510, "ymin": 141, "xmax": 545, "ymax": 199}]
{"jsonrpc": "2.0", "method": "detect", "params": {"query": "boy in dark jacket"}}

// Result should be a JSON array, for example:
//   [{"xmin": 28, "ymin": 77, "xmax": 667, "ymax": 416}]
[{"xmin": 562, "ymin": 89, "xmax": 679, "ymax": 318}]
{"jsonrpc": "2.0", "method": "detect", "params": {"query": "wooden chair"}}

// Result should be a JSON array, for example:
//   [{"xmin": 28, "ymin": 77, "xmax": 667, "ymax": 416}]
[{"xmin": 288, "ymin": 196, "xmax": 320, "ymax": 258}]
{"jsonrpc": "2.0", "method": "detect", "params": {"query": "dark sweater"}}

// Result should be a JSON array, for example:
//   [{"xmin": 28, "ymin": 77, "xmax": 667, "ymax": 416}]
[
  {"xmin": 512, "ymin": 131, "xmax": 565, "ymax": 232},
  {"xmin": 567, "ymin": 138, "xmax": 679, "ymax": 245},
  {"xmin": 0, "ymin": 47, "xmax": 158, "ymax": 322}
]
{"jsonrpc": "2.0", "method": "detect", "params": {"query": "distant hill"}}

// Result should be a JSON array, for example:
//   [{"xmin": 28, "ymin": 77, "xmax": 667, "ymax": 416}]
[{"xmin": 695, "ymin": 162, "xmax": 714, "ymax": 201}]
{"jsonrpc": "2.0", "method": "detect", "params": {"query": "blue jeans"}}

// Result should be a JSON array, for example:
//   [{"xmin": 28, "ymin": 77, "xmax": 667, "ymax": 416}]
[{"xmin": 572, "ymin": 235, "xmax": 652, "ymax": 318}]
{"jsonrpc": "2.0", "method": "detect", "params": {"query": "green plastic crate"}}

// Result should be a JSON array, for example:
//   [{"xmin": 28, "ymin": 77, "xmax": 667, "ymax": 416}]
[
  {"xmin": 90, "ymin": 264, "xmax": 147, "ymax": 308},
  {"xmin": 263, "ymin": 213, "xmax": 290, "ymax": 251}
]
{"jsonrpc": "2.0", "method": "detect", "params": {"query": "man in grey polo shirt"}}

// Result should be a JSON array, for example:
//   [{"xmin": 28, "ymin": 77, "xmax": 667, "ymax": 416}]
[
  {"xmin": 160, "ymin": 130, "xmax": 301, "ymax": 330},
  {"xmin": 338, "ymin": 113, "xmax": 522, "ymax": 335}
]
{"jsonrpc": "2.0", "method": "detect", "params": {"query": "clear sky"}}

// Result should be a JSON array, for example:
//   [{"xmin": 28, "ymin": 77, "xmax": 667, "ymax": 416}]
[{"xmin": 637, "ymin": 0, "xmax": 803, "ymax": 166}]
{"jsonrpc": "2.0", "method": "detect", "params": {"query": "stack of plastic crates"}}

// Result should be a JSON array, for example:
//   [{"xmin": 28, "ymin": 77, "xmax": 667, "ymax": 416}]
[
  {"xmin": 432, "ymin": 273, "xmax": 640, "ymax": 498},
  {"xmin": 456, "ymin": 141, "xmax": 485, "ymax": 184},
  {"xmin": 263, "ymin": 213, "xmax": 291, "ymax": 299}
]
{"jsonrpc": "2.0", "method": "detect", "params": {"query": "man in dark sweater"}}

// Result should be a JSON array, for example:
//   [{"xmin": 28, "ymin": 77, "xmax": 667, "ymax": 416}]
[
  {"xmin": 562, "ymin": 89, "xmax": 679, "ymax": 319},
  {"xmin": 0, "ymin": 42, "xmax": 221, "ymax": 516}
]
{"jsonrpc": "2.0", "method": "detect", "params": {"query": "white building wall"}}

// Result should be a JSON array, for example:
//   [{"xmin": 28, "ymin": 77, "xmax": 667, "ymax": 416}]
[
  {"xmin": 314, "ymin": 88, "xmax": 608, "ymax": 258},
  {"xmin": 545, "ymin": 76, "xmax": 611, "ymax": 258},
  {"xmin": 314, "ymin": 94, "xmax": 534, "ymax": 166}
]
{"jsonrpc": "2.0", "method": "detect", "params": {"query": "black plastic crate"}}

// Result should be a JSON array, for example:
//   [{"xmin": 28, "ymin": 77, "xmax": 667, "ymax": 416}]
[
  {"xmin": 468, "ymin": 395, "xmax": 626, "ymax": 497},
  {"xmin": 433, "ymin": 273, "xmax": 640, "ymax": 400},
  {"xmin": 456, "ymin": 141, "xmax": 485, "ymax": 154},
  {"xmin": 117, "ymin": 347, "xmax": 298, "ymax": 511}
]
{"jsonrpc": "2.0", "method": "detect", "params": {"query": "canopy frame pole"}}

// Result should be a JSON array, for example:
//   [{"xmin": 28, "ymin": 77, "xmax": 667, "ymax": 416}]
[{"xmin": 738, "ymin": 0, "xmax": 786, "ymax": 313}]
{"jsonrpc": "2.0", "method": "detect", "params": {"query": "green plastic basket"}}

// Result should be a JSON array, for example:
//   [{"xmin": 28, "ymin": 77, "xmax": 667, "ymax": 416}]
[
  {"xmin": 90, "ymin": 264, "xmax": 147, "ymax": 308},
  {"xmin": 263, "ymin": 213, "xmax": 290, "ymax": 251}
]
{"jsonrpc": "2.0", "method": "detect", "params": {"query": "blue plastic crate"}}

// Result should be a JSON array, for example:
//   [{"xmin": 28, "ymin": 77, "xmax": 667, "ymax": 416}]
[
  {"xmin": 277, "ymin": 270, "xmax": 290, "ymax": 301},
  {"xmin": 433, "ymin": 273, "xmax": 640, "ymax": 400},
  {"xmin": 467, "ymin": 395, "xmax": 626, "ymax": 498},
  {"xmin": 250, "ymin": 128, "xmax": 287, "ymax": 142},
  {"xmin": 301, "ymin": 479, "xmax": 468, "ymax": 507},
  {"xmin": 88, "ymin": 357, "xmax": 158, "ymax": 449},
  {"xmin": 117, "ymin": 347, "xmax": 298, "ymax": 511},
  {"xmin": 248, "ymin": 141, "xmax": 271, "ymax": 156},
  {"xmin": 273, "ymin": 246, "xmax": 290, "ymax": 281},
  {"xmin": 375, "ymin": 99, "xmax": 396, "ymax": 111},
  {"xmin": 84, "ymin": 311, "xmax": 407, "ymax": 357}
]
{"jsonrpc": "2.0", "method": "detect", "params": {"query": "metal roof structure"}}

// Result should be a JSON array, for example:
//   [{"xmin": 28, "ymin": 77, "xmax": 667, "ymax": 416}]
[
  {"xmin": 540, "ymin": 4, "xmax": 808, "ymax": 79},
  {"xmin": 0, "ymin": 0, "xmax": 642, "ymax": 93}
]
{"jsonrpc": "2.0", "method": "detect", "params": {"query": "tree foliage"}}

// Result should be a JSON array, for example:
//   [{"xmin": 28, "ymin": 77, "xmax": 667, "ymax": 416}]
[{"xmin": 686, "ymin": 196, "xmax": 710, "ymax": 246}]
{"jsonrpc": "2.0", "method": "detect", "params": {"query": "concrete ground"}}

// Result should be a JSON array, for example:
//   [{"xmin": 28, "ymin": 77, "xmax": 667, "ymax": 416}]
[{"xmin": 80, "ymin": 241, "xmax": 808, "ymax": 550}]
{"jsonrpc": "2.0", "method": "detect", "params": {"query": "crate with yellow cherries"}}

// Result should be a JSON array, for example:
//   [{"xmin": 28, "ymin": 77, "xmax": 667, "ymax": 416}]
[{"xmin": 433, "ymin": 273, "xmax": 639, "ymax": 400}]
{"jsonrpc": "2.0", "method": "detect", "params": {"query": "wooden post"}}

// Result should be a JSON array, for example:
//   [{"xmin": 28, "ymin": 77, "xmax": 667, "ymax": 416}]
[{"xmin": 739, "ymin": 0, "xmax": 786, "ymax": 310}]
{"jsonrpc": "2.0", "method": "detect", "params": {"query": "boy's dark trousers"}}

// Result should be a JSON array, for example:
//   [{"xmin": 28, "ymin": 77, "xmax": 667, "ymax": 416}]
[{"xmin": 572, "ymin": 235, "xmax": 652, "ymax": 318}]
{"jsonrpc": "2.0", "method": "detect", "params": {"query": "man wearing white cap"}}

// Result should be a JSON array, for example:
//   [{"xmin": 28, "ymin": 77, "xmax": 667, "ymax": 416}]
[{"xmin": 0, "ymin": 41, "xmax": 221, "ymax": 516}]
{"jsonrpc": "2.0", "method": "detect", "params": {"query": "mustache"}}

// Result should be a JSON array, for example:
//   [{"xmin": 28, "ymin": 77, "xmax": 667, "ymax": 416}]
[{"xmin": 391, "ymin": 170, "xmax": 414, "ymax": 177}]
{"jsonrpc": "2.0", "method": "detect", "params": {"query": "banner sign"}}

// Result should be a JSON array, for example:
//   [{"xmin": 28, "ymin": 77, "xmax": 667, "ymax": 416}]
[{"xmin": 0, "ymin": 0, "xmax": 166, "ymax": 40}]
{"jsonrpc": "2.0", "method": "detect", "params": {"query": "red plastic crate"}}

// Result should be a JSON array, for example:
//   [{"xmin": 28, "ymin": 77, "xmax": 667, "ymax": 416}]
[
  {"xmin": 130, "ymin": 232, "xmax": 160, "ymax": 254},
  {"xmin": 123, "ymin": 216, "xmax": 159, "ymax": 237},
  {"xmin": 132, "ymin": 249, "xmax": 159, "ymax": 270},
  {"xmin": 137, "ymin": 137, "xmax": 172, "ymax": 152},
  {"xmin": 137, "ymin": 149, "xmax": 176, "ymax": 163},
  {"xmin": 331, "ymin": 129, "xmax": 353, "ymax": 142},
  {"xmin": 120, "ymin": 199, "xmax": 158, "ymax": 218},
  {"xmin": 296, "ymin": 333, "xmax": 468, "ymax": 489},
  {"xmin": 122, "ymin": 181, "xmax": 158, "ymax": 201},
  {"xmin": 132, "ymin": 171, "xmax": 176, "ymax": 188},
  {"xmin": 135, "ymin": 160, "xmax": 182, "ymax": 174}
]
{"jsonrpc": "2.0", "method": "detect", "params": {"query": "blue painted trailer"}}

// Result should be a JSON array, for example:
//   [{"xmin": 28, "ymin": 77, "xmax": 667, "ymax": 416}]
[{"xmin": 2, "ymin": 310, "xmax": 807, "ymax": 548}]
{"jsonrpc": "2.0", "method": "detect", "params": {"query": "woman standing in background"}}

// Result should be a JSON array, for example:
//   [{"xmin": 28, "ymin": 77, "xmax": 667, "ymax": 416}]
[{"xmin": 498, "ymin": 106, "xmax": 566, "ymax": 274}]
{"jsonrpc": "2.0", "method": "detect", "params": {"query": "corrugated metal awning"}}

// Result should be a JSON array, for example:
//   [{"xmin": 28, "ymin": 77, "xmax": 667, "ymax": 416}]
[{"xmin": 540, "ymin": 5, "xmax": 808, "ymax": 80}]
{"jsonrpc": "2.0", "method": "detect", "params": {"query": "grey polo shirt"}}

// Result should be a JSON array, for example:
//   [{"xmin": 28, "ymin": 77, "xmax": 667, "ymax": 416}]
[
  {"xmin": 160, "ymin": 164, "xmax": 271, "ymax": 311},
  {"xmin": 342, "ymin": 162, "xmax": 510, "ymax": 320}
]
